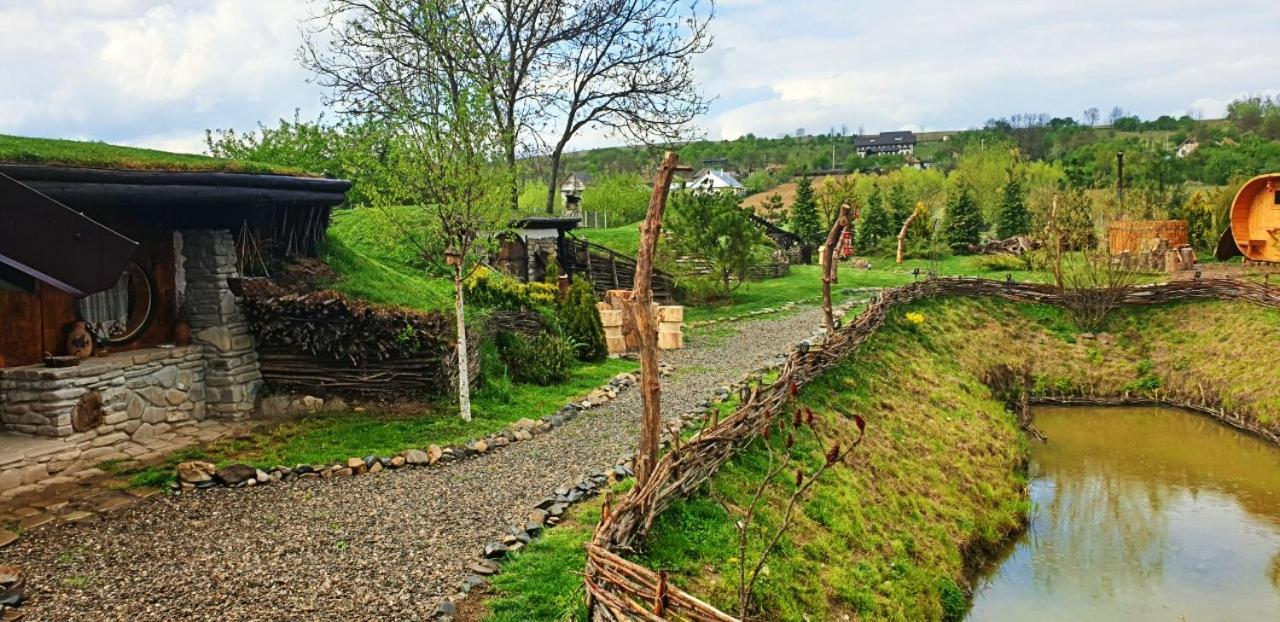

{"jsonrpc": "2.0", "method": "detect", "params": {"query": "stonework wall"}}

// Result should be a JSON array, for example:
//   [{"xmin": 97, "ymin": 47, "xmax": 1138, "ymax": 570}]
[
  {"xmin": 180, "ymin": 229, "xmax": 262, "ymax": 418},
  {"xmin": 0, "ymin": 346, "xmax": 205, "ymax": 489}
]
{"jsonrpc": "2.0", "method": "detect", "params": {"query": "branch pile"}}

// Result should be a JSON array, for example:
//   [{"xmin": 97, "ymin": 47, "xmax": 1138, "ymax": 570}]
[{"xmin": 243, "ymin": 290, "xmax": 472, "ymax": 398}]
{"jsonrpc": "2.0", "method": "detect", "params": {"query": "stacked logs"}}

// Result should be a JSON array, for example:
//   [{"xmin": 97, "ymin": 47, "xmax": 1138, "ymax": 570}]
[
  {"xmin": 584, "ymin": 276, "xmax": 1280, "ymax": 622},
  {"xmin": 244, "ymin": 290, "xmax": 473, "ymax": 398},
  {"xmin": 597, "ymin": 290, "xmax": 685, "ymax": 354}
]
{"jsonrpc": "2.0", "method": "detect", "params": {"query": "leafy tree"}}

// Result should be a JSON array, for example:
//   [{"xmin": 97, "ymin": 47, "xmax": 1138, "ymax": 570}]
[
  {"xmin": 581, "ymin": 174, "xmax": 652, "ymax": 223},
  {"xmin": 943, "ymin": 187, "xmax": 985, "ymax": 253},
  {"xmin": 854, "ymin": 185, "xmax": 892, "ymax": 253},
  {"xmin": 667, "ymin": 190, "xmax": 767, "ymax": 294},
  {"xmin": 789, "ymin": 176, "xmax": 824, "ymax": 251},
  {"xmin": 1180, "ymin": 190, "xmax": 1217, "ymax": 253},
  {"xmin": 559, "ymin": 276, "xmax": 608, "ymax": 362},
  {"xmin": 995, "ymin": 177, "xmax": 1030, "ymax": 238}
]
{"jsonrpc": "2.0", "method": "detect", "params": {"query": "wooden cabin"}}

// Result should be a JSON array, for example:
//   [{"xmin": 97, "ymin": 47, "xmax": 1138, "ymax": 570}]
[
  {"xmin": 1107, "ymin": 220, "xmax": 1189, "ymax": 256},
  {"xmin": 1227, "ymin": 173, "xmax": 1280, "ymax": 263}
]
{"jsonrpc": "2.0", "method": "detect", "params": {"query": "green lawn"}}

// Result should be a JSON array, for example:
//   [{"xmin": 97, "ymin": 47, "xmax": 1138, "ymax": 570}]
[
  {"xmin": 0, "ymin": 134, "xmax": 310, "ymax": 176},
  {"xmin": 120, "ymin": 357, "xmax": 637, "ymax": 487},
  {"xmin": 574, "ymin": 222, "xmax": 643, "ymax": 257}
]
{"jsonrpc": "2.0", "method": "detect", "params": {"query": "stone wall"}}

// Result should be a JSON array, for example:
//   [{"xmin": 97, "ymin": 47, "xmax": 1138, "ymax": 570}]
[{"xmin": 0, "ymin": 345, "xmax": 205, "ymax": 489}]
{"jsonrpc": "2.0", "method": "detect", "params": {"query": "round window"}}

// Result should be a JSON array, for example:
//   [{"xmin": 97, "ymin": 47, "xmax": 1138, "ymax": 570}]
[{"xmin": 74, "ymin": 260, "xmax": 158, "ymax": 346}]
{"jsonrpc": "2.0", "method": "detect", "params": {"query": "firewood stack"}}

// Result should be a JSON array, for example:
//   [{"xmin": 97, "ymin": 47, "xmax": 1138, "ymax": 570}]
[{"xmin": 243, "ymin": 290, "xmax": 473, "ymax": 398}]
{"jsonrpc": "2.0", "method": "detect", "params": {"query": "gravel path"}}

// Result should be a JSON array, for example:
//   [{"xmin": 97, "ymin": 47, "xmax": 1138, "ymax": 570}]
[{"xmin": 3, "ymin": 307, "xmax": 827, "ymax": 622}]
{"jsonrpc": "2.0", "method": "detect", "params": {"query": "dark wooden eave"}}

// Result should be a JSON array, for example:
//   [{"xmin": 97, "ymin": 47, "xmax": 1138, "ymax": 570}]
[
  {"xmin": 0, "ymin": 163, "xmax": 352, "ymax": 212},
  {"xmin": 0, "ymin": 172, "xmax": 139, "ymax": 296}
]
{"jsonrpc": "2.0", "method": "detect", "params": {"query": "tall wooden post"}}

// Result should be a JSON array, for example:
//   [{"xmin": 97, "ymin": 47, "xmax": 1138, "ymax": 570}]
[
  {"xmin": 821, "ymin": 203, "xmax": 851, "ymax": 335},
  {"xmin": 895, "ymin": 202, "xmax": 923, "ymax": 264},
  {"xmin": 632, "ymin": 151, "xmax": 683, "ymax": 488}
]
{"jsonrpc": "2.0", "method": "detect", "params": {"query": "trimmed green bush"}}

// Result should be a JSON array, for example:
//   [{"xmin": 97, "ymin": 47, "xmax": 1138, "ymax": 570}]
[
  {"xmin": 501, "ymin": 332, "xmax": 574, "ymax": 385},
  {"xmin": 559, "ymin": 277, "xmax": 608, "ymax": 362}
]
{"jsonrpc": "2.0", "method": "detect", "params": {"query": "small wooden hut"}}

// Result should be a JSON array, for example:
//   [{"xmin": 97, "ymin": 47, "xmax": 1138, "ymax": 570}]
[
  {"xmin": 1226, "ymin": 173, "xmax": 1280, "ymax": 263},
  {"xmin": 1107, "ymin": 220, "xmax": 1189, "ymax": 256}
]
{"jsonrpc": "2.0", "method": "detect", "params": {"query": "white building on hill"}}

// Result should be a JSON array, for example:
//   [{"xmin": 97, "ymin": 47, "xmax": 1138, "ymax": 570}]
[{"xmin": 685, "ymin": 169, "xmax": 746, "ymax": 196}]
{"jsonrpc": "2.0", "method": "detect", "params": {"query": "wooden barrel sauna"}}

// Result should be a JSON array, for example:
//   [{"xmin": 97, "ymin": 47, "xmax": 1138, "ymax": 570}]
[
  {"xmin": 1228, "ymin": 173, "xmax": 1280, "ymax": 263},
  {"xmin": 1107, "ymin": 220, "xmax": 1189, "ymax": 256}
]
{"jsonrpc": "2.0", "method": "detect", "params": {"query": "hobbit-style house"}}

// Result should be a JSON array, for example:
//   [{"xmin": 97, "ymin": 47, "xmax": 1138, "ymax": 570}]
[
  {"xmin": 1223, "ymin": 172, "xmax": 1280, "ymax": 263},
  {"xmin": 0, "ymin": 148, "xmax": 349, "ymax": 493}
]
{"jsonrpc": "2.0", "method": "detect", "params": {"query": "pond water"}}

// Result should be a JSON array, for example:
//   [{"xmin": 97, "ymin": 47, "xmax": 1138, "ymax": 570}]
[{"xmin": 967, "ymin": 406, "xmax": 1280, "ymax": 621}]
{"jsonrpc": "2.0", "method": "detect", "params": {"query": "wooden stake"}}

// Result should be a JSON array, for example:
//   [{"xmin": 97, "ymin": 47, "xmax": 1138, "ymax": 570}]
[
  {"xmin": 896, "ymin": 202, "xmax": 923, "ymax": 264},
  {"xmin": 632, "ymin": 151, "xmax": 684, "ymax": 488},
  {"xmin": 821, "ymin": 203, "xmax": 851, "ymax": 335}
]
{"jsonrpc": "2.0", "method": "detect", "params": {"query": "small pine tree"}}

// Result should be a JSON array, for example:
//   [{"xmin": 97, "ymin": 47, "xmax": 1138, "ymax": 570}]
[
  {"xmin": 995, "ymin": 178, "xmax": 1030, "ymax": 239},
  {"xmin": 558, "ymin": 276, "xmax": 607, "ymax": 362},
  {"xmin": 763, "ymin": 193, "xmax": 787, "ymax": 226},
  {"xmin": 790, "ymin": 176, "xmax": 824, "ymax": 249},
  {"xmin": 944, "ymin": 187, "xmax": 985, "ymax": 254},
  {"xmin": 887, "ymin": 184, "xmax": 912, "ymax": 228},
  {"xmin": 854, "ymin": 185, "xmax": 892, "ymax": 252}
]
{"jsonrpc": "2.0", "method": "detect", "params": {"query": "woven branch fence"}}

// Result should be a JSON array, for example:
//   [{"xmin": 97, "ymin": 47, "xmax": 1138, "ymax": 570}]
[{"xmin": 584, "ymin": 277, "xmax": 1280, "ymax": 621}]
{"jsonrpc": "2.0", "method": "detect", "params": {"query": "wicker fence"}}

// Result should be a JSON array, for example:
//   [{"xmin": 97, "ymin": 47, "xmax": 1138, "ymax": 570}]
[{"xmin": 584, "ymin": 277, "xmax": 1280, "ymax": 621}]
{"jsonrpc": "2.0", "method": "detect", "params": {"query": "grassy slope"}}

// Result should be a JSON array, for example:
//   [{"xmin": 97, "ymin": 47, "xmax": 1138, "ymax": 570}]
[
  {"xmin": 475, "ymin": 296, "xmax": 1280, "ymax": 621},
  {"xmin": 0, "ymin": 134, "xmax": 310, "ymax": 176},
  {"xmin": 324, "ymin": 207, "xmax": 454, "ymax": 312}
]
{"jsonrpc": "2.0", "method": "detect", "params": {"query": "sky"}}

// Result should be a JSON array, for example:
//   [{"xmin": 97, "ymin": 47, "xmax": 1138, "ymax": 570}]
[{"xmin": 2, "ymin": 0, "xmax": 1280, "ymax": 155}]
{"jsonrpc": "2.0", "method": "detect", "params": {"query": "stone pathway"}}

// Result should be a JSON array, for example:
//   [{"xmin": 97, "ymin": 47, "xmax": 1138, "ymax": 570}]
[
  {"xmin": 0, "ymin": 419, "xmax": 255, "ymax": 549},
  {"xmin": 1, "ymin": 307, "xmax": 829, "ymax": 621}
]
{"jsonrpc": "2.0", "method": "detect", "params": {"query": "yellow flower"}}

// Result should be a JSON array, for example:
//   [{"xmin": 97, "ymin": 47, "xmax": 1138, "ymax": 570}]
[{"xmin": 905, "ymin": 312, "xmax": 925, "ymax": 325}]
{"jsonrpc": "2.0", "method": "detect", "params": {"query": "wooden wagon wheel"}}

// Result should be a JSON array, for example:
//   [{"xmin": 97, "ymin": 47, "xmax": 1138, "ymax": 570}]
[{"xmin": 71, "ymin": 390, "xmax": 104, "ymax": 432}]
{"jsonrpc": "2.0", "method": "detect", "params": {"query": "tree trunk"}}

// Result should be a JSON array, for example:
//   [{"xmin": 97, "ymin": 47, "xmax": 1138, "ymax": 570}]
[
  {"xmin": 821, "ymin": 204, "xmax": 851, "ymax": 334},
  {"xmin": 453, "ymin": 268, "xmax": 472, "ymax": 422},
  {"xmin": 545, "ymin": 144, "xmax": 568, "ymax": 215},
  {"xmin": 895, "ymin": 206, "xmax": 920, "ymax": 264},
  {"xmin": 632, "ymin": 151, "xmax": 683, "ymax": 488}
]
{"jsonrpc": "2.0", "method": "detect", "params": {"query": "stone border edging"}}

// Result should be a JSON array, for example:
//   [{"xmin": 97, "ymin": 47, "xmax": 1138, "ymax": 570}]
[{"xmin": 172, "ymin": 363, "xmax": 671, "ymax": 491}]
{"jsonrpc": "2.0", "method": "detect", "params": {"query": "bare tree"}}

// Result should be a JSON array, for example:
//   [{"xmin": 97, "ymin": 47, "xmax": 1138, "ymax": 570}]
[
  {"xmin": 1109, "ymin": 105, "xmax": 1126, "ymax": 125},
  {"xmin": 1083, "ymin": 107, "xmax": 1100, "ymax": 126},
  {"xmin": 329, "ymin": 7, "xmax": 512, "ymax": 422},
  {"xmin": 540, "ymin": 0, "xmax": 713, "ymax": 213},
  {"xmin": 303, "ymin": 0, "xmax": 708, "ymax": 215}
]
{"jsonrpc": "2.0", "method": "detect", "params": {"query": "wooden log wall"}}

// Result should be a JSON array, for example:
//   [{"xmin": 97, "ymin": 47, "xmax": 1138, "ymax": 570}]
[{"xmin": 584, "ymin": 276, "xmax": 1280, "ymax": 622}]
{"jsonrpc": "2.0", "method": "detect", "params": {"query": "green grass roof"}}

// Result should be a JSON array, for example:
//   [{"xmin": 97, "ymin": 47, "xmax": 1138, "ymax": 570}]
[{"xmin": 0, "ymin": 134, "xmax": 314, "ymax": 177}]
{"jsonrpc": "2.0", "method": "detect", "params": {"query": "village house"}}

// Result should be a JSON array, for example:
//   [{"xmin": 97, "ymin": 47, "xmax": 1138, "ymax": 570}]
[
  {"xmin": 684, "ymin": 168, "xmax": 746, "ymax": 196},
  {"xmin": 854, "ymin": 130, "xmax": 917, "ymax": 157}
]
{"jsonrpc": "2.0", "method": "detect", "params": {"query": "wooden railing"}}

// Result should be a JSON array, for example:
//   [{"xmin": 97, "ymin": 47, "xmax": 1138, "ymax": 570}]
[
  {"xmin": 584, "ymin": 277, "xmax": 1280, "ymax": 621},
  {"xmin": 569, "ymin": 236, "xmax": 676, "ymax": 301}
]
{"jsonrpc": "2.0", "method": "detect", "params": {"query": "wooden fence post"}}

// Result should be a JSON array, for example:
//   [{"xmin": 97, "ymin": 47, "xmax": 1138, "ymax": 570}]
[
  {"xmin": 632, "ymin": 151, "xmax": 684, "ymax": 489},
  {"xmin": 821, "ymin": 203, "xmax": 851, "ymax": 335}
]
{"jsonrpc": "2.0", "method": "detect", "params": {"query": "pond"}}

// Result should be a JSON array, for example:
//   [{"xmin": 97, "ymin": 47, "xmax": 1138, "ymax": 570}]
[{"xmin": 968, "ymin": 406, "xmax": 1280, "ymax": 621}]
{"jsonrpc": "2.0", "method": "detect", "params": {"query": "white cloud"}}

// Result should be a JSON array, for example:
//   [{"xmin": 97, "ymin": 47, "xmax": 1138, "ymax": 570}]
[
  {"xmin": 699, "ymin": 0, "xmax": 1280, "ymax": 139},
  {"xmin": 3, "ymin": 0, "xmax": 1280, "ymax": 153},
  {"xmin": 0, "ymin": 0, "xmax": 324, "ymax": 153}
]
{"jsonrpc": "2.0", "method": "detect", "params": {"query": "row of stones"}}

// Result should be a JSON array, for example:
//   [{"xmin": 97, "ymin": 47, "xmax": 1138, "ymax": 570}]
[
  {"xmin": 684, "ymin": 287, "xmax": 878, "ymax": 329},
  {"xmin": 432, "ymin": 369, "xmax": 778, "ymax": 620},
  {"xmin": 169, "ymin": 367, "xmax": 659, "ymax": 491},
  {"xmin": 432, "ymin": 301, "xmax": 866, "ymax": 620},
  {"xmin": 0, "ymin": 346, "xmax": 206, "ymax": 438}
]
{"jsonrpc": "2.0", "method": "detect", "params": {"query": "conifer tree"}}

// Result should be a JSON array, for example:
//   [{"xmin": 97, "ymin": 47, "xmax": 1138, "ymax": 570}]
[
  {"xmin": 854, "ymin": 185, "xmax": 892, "ymax": 252},
  {"xmin": 995, "ymin": 177, "xmax": 1031, "ymax": 239},
  {"xmin": 887, "ymin": 184, "xmax": 912, "ymax": 227},
  {"xmin": 762, "ymin": 193, "xmax": 787, "ymax": 226},
  {"xmin": 559, "ymin": 276, "xmax": 608, "ymax": 362},
  {"xmin": 944, "ymin": 187, "xmax": 985, "ymax": 253},
  {"xmin": 790, "ymin": 176, "xmax": 824, "ymax": 249}
]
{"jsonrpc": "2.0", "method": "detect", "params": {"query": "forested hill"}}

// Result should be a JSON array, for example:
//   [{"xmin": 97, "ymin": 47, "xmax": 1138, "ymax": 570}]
[{"xmin": 556, "ymin": 98, "xmax": 1280, "ymax": 194}]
